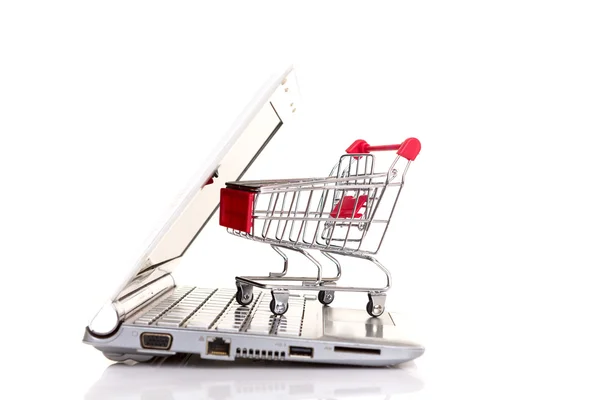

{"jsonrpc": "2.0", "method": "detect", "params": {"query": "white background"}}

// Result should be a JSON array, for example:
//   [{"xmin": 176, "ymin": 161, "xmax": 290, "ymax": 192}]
[{"xmin": 1, "ymin": 1, "xmax": 600, "ymax": 399}]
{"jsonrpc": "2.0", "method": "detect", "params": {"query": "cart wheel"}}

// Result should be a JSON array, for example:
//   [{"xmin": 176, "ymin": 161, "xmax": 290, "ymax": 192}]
[
  {"xmin": 366, "ymin": 294, "xmax": 385, "ymax": 318},
  {"xmin": 269, "ymin": 298, "xmax": 289, "ymax": 316},
  {"xmin": 235, "ymin": 285, "xmax": 253, "ymax": 306},
  {"xmin": 318, "ymin": 290, "xmax": 335, "ymax": 305}
]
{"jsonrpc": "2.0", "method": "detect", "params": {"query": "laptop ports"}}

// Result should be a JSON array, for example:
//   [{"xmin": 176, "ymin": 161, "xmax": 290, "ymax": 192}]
[
  {"xmin": 207, "ymin": 337, "xmax": 231, "ymax": 356},
  {"xmin": 334, "ymin": 346, "xmax": 381, "ymax": 355},
  {"xmin": 140, "ymin": 333, "xmax": 172, "ymax": 350},
  {"xmin": 289, "ymin": 346, "xmax": 313, "ymax": 358}
]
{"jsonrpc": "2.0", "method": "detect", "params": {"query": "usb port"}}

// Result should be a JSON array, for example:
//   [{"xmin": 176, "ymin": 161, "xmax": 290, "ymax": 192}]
[{"xmin": 289, "ymin": 346, "xmax": 313, "ymax": 358}]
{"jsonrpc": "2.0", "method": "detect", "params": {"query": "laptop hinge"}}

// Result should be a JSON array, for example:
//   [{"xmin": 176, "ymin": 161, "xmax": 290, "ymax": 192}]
[
  {"xmin": 88, "ymin": 273, "xmax": 175, "ymax": 337},
  {"xmin": 114, "ymin": 273, "xmax": 175, "ymax": 319}
]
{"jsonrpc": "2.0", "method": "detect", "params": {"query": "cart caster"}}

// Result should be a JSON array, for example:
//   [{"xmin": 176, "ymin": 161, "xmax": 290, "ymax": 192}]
[
  {"xmin": 318, "ymin": 290, "xmax": 335, "ymax": 305},
  {"xmin": 269, "ymin": 290, "xmax": 289, "ymax": 315},
  {"xmin": 366, "ymin": 293, "xmax": 386, "ymax": 318},
  {"xmin": 235, "ymin": 283, "xmax": 253, "ymax": 306}
]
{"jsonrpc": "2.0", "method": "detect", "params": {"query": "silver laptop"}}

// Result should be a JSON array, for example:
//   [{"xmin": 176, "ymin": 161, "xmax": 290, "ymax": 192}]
[{"xmin": 82, "ymin": 65, "xmax": 425, "ymax": 366}]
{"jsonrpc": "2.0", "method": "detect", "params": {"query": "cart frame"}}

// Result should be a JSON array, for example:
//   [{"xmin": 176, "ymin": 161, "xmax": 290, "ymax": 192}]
[{"xmin": 220, "ymin": 138, "xmax": 421, "ymax": 317}]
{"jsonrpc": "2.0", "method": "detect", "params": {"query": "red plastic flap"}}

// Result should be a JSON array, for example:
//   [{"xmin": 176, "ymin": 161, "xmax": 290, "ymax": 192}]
[
  {"xmin": 397, "ymin": 138, "xmax": 421, "ymax": 161},
  {"xmin": 203, "ymin": 177, "xmax": 214, "ymax": 187},
  {"xmin": 219, "ymin": 188, "xmax": 254, "ymax": 233},
  {"xmin": 330, "ymin": 194, "xmax": 368, "ymax": 219}
]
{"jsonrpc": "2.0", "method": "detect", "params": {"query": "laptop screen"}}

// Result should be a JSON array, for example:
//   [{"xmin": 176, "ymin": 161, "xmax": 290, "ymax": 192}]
[{"xmin": 111, "ymin": 66, "xmax": 296, "ymax": 302}]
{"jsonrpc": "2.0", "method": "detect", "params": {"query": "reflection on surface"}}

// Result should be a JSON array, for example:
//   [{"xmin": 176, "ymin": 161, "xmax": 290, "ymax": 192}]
[
  {"xmin": 366, "ymin": 316, "xmax": 385, "ymax": 338},
  {"xmin": 322, "ymin": 308, "xmax": 422, "ymax": 347},
  {"xmin": 86, "ymin": 355, "xmax": 423, "ymax": 400}
]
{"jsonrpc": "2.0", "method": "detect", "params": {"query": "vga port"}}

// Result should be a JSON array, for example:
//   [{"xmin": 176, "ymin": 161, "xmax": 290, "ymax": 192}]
[{"xmin": 140, "ymin": 333, "xmax": 172, "ymax": 350}]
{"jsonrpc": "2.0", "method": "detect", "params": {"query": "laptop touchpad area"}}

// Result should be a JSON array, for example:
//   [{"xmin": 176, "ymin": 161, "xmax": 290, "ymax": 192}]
[{"xmin": 323, "ymin": 308, "xmax": 420, "ymax": 346}]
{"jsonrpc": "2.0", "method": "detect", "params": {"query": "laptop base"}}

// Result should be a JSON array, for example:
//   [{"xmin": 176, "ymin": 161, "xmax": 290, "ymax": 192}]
[{"xmin": 84, "ymin": 286, "xmax": 424, "ymax": 367}]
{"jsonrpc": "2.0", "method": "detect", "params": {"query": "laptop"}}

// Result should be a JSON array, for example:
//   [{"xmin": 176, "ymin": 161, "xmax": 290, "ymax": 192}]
[{"xmin": 82, "ymin": 65, "xmax": 425, "ymax": 366}]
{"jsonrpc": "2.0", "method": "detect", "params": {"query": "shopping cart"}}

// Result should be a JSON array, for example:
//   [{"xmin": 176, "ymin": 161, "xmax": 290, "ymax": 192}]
[{"xmin": 219, "ymin": 137, "xmax": 421, "ymax": 317}]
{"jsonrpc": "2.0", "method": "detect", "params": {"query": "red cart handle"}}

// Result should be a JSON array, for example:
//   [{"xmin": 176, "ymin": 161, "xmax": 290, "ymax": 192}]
[{"xmin": 346, "ymin": 138, "xmax": 421, "ymax": 161}]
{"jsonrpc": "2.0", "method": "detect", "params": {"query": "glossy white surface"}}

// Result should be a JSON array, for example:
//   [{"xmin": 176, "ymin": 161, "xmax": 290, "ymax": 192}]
[
  {"xmin": 88, "ymin": 302, "xmax": 119, "ymax": 336},
  {"xmin": 2, "ymin": 1, "xmax": 600, "ymax": 398},
  {"xmin": 85, "ymin": 356, "xmax": 423, "ymax": 400}
]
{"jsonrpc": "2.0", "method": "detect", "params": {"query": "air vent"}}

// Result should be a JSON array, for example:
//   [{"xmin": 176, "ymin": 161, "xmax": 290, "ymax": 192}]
[{"xmin": 236, "ymin": 347, "xmax": 284, "ymax": 360}]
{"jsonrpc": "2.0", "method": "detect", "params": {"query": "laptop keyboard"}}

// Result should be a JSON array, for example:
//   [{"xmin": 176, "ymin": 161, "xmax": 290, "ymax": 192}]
[{"xmin": 131, "ymin": 286, "xmax": 306, "ymax": 337}]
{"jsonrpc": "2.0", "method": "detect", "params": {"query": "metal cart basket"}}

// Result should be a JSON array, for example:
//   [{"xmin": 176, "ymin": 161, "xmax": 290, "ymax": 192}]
[{"xmin": 219, "ymin": 137, "xmax": 421, "ymax": 317}]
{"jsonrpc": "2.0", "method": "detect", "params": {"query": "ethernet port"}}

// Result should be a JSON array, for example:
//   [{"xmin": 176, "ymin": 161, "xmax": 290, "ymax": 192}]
[{"xmin": 207, "ymin": 337, "xmax": 231, "ymax": 357}]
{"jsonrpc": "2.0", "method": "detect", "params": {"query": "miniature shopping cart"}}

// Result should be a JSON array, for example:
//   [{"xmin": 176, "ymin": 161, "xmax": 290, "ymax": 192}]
[{"xmin": 219, "ymin": 137, "xmax": 421, "ymax": 317}]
